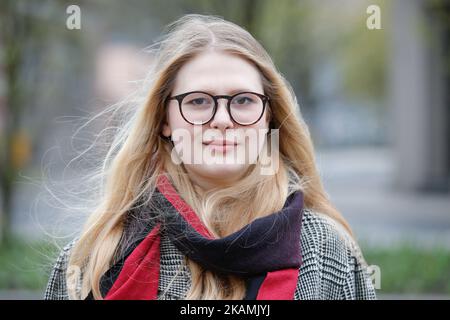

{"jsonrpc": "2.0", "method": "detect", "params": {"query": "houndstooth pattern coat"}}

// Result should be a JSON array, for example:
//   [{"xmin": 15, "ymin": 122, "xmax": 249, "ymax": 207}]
[{"xmin": 44, "ymin": 208, "xmax": 377, "ymax": 300}]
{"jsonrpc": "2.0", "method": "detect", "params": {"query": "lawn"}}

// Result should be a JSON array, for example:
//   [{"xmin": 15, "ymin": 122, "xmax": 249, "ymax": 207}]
[
  {"xmin": 362, "ymin": 243, "xmax": 450, "ymax": 295},
  {"xmin": 0, "ymin": 236, "xmax": 61, "ymax": 291},
  {"xmin": 1, "ymin": 237, "xmax": 450, "ymax": 296}
]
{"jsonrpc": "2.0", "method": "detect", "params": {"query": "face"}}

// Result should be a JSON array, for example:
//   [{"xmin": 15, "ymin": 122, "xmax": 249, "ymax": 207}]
[{"xmin": 162, "ymin": 50, "xmax": 270, "ymax": 191}]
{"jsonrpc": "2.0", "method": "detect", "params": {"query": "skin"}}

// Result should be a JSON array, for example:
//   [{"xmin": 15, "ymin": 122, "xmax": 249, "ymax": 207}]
[{"xmin": 162, "ymin": 50, "xmax": 270, "ymax": 191}]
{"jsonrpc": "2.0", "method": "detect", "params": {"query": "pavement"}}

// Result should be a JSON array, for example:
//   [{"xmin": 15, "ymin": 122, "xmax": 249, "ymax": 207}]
[{"xmin": 317, "ymin": 146, "xmax": 450, "ymax": 249}]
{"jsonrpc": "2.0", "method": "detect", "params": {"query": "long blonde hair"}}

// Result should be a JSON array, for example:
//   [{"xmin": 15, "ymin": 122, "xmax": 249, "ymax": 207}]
[{"xmin": 67, "ymin": 14, "xmax": 353, "ymax": 300}]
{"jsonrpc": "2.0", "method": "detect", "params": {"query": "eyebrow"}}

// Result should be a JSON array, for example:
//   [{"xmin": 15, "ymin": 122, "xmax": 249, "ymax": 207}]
[{"xmin": 186, "ymin": 88, "xmax": 259, "ymax": 95}]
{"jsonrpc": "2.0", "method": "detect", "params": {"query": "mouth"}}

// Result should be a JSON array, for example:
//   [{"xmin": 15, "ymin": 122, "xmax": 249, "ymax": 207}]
[
  {"xmin": 202, "ymin": 140, "xmax": 238, "ymax": 153},
  {"xmin": 203, "ymin": 140, "xmax": 239, "ymax": 146}
]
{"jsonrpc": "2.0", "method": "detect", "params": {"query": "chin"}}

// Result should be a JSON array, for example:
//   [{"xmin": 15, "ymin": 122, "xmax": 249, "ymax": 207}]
[{"xmin": 187, "ymin": 163, "xmax": 249, "ymax": 180}]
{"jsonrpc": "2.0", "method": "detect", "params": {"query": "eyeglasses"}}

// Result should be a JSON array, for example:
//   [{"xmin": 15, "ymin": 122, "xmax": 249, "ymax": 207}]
[{"xmin": 167, "ymin": 91, "xmax": 270, "ymax": 126}]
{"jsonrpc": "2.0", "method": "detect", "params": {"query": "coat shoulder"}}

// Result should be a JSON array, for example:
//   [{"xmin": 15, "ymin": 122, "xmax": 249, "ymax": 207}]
[
  {"xmin": 295, "ymin": 208, "xmax": 377, "ymax": 300},
  {"xmin": 44, "ymin": 237, "xmax": 79, "ymax": 300}
]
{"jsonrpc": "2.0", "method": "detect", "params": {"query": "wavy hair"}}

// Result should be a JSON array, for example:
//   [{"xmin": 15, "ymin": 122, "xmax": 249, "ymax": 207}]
[{"xmin": 66, "ymin": 14, "xmax": 354, "ymax": 300}]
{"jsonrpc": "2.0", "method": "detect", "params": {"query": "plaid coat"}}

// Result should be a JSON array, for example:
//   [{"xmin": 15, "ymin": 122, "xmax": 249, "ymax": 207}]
[{"xmin": 44, "ymin": 208, "xmax": 377, "ymax": 300}]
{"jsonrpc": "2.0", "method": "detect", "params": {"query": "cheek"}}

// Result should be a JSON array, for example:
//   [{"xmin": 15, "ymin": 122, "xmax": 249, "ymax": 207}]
[
  {"xmin": 245, "ymin": 121, "xmax": 270, "ymax": 155},
  {"xmin": 248, "ymin": 115, "xmax": 270, "ymax": 137},
  {"xmin": 167, "ymin": 104, "xmax": 199, "ymax": 164},
  {"xmin": 167, "ymin": 104, "xmax": 188, "ymax": 130},
  {"xmin": 167, "ymin": 104, "xmax": 200, "ymax": 142}
]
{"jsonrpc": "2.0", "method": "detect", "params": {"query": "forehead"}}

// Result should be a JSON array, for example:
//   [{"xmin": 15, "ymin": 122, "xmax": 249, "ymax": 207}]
[{"xmin": 172, "ymin": 51, "xmax": 264, "ymax": 95}]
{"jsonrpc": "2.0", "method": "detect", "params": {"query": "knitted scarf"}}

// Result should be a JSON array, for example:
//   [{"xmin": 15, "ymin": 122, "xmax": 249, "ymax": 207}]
[{"xmin": 87, "ymin": 174, "xmax": 304, "ymax": 300}]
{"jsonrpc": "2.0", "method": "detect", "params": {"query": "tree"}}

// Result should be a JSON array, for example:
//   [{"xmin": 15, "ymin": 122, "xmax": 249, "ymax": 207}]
[{"xmin": 0, "ymin": 0, "xmax": 83, "ymax": 244}]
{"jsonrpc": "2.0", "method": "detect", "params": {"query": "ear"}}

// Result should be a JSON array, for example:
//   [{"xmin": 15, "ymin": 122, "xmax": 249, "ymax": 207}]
[{"xmin": 162, "ymin": 121, "xmax": 171, "ymax": 138}]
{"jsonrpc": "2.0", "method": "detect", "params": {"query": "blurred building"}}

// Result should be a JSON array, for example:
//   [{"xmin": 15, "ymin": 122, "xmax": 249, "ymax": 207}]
[{"xmin": 389, "ymin": 0, "xmax": 450, "ymax": 192}]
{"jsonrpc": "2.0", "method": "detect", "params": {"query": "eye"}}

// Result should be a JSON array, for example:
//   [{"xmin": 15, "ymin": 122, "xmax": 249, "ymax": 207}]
[
  {"xmin": 234, "ymin": 97, "xmax": 254, "ymax": 104},
  {"xmin": 188, "ymin": 98, "xmax": 207, "ymax": 105}
]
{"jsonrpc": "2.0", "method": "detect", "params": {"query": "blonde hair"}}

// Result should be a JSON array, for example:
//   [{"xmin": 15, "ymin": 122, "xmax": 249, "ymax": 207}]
[{"xmin": 66, "ymin": 14, "xmax": 353, "ymax": 300}]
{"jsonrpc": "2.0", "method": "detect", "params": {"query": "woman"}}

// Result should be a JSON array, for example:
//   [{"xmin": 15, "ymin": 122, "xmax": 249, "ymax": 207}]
[{"xmin": 44, "ymin": 14, "xmax": 376, "ymax": 300}]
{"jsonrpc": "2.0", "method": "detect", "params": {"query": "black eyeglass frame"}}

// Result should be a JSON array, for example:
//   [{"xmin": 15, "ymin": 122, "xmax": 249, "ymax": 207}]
[{"xmin": 167, "ymin": 91, "xmax": 270, "ymax": 126}]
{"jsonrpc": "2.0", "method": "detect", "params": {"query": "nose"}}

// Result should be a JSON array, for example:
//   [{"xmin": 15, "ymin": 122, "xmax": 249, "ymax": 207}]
[{"xmin": 208, "ymin": 98, "xmax": 235, "ymax": 130}]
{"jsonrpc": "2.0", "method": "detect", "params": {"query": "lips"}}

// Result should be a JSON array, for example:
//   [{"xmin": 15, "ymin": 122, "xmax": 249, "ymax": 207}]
[
  {"xmin": 202, "ymin": 140, "xmax": 238, "ymax": 154},
  {"xmin": 203, "ymin": 140, "xmax": 238, "ymax": 146}
]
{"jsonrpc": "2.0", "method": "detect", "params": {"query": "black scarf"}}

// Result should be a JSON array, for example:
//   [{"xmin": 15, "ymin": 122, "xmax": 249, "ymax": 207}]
[{"xmin": 86, "ymin": 174, "xmax": 304, "ymax": 300}]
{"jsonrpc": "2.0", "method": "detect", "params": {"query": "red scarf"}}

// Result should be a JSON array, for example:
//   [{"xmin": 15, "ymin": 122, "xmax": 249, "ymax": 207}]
[{"xmin": 103, "ymin": 174, "xmax": 303, "ymax": 300}]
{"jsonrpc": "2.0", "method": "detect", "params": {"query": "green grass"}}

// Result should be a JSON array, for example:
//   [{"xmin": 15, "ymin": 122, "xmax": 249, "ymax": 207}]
[
  {"xmin": 1, "ymin": 237, "xmax": 450, "ymax": 295},
  {"xmin": 0, "ymin": 236, "xmax": 60, "ymax": 291},
  {"xmin": 362, "ymin": 243, "xmax": 450, "ymax": 295}
]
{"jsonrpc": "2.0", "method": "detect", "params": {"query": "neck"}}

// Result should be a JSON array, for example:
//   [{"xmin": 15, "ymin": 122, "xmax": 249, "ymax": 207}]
[{"xmin": 184, "ymin": 166, "xmax": 247, "ymax": 193}]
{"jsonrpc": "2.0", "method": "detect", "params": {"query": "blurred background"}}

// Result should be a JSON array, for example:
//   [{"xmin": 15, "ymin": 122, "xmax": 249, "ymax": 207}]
[{"xmin": 0, "ymin": 0, "xmax": 449, "ymax": 299}]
